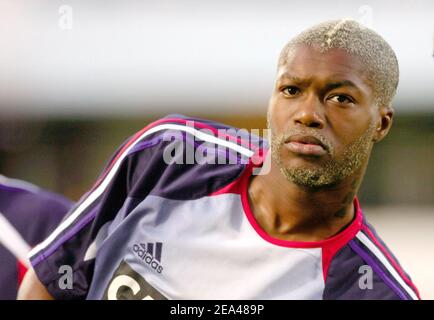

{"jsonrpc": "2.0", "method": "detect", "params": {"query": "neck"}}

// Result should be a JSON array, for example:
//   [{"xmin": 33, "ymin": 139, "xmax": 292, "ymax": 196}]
[{"xmin": 248, "ymin": 153, "xmax": 366, "ymax": 242}]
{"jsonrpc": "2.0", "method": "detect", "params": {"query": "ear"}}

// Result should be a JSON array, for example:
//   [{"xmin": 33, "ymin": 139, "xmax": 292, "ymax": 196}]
[{"xmin": 373, "ymin": 105, "xmax": 394, "ymax": 143}]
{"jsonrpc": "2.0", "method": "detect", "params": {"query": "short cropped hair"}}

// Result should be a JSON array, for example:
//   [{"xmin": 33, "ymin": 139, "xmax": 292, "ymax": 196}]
[{"xmin": 278, "ymin": 19, "xmax": 399, "ymax": 108}]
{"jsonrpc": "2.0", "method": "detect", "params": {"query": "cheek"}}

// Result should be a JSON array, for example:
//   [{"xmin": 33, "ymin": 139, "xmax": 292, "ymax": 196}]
[
  {"xmin": 330, "ymin": 115, "xmax": 373, "ymax": 158},
  {"xmin": 327, "ymin": 111, "xmax": 375, "ymax": 155},
  {"xmin": 268, "ymin": 95, "xmax": 291, "ymax": 133}
]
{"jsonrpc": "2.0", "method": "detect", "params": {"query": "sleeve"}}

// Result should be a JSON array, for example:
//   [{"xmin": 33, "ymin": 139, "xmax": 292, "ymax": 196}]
[
  {"xmin": 27, "ymin": 117, "xmax": 173, "ymax": 299},
  {"xmin": 24, "ymin": 191, "xmax": 73, "ymax": 247},
  {"xmin": 27, "ymin": 113, "xmax": 252, "ymax": 299}
]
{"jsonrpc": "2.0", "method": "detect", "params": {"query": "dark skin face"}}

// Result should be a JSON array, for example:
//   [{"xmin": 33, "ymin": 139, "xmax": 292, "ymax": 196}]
[{"xmin": 248, "ymin": 44, "xmax": 394, "ymax": 241}]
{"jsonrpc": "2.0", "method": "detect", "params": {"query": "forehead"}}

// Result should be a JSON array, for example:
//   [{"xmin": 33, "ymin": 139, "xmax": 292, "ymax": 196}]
[{"xmin": 278, "ymin": 44, "xmax": 371, "ymax": 90}]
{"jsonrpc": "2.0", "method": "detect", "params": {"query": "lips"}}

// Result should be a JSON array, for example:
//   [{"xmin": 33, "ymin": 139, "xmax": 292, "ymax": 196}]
[{"xmin": 285, "ymin": 135, "xmax": 328, "ymax": 156}]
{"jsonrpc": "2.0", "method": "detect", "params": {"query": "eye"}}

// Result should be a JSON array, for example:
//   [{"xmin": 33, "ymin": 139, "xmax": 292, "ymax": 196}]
[
  {"xmin": 329, "ymin": 94, "xmax": 354, "ymax": 105},
  {"xmin": 282, "ymin": 86, "xmax": 300, "ymax": 97}
]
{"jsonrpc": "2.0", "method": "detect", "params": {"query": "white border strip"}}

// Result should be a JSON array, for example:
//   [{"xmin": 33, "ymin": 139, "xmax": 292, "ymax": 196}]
[
  {"xmin": 356, "ymin": 231, "xmax": 418, "ymax": 300},
  {"xmin": 29, "ymin": 123, "xmax": 254, "ymax": 258},
  {"xmin": 0, "ymin": 212, "xmax": 31, "ymax": 267}
]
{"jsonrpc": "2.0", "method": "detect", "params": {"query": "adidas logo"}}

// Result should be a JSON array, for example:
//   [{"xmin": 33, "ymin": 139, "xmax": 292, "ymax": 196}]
[{"xmin": 132, "ymin": 242, "xmax": 164, "ymax": 274}]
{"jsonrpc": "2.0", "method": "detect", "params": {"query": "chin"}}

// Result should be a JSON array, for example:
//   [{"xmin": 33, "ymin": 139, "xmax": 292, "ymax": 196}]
[
  {"xmin": 279, "ymin": 163, "xmax": 340, "ymax": 189},
  {"xmin": 281, "ymin": 155, "xmax": 326, "ymax": 170}
]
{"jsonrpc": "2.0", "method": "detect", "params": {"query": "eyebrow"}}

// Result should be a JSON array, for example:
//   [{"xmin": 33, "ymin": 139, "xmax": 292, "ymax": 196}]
[
  {"xmin": 278, "ymin": 73, "xmax": 308, "ymax": 84},
  {"xmin": 278, "ymin": 73, "xmax": 362, "ymax": 93},
  {"xmin": 325, "ymin": 80, "xmax": 360, "ymax": 92}
]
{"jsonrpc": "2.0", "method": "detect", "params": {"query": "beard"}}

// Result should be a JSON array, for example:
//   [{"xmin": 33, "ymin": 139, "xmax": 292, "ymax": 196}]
[{"xmin": 268, "ymin": 114, "xmax": 375, "ymax": 189}]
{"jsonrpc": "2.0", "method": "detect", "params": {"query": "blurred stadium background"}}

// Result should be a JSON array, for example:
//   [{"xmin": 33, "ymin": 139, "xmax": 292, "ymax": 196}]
[{"xmin": 0, "ymin": 0, "xmax": 433, "ymax": 299}]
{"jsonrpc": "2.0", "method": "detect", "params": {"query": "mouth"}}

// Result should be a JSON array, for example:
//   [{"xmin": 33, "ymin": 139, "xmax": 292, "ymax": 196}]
[{"xmin": 284, "ymin": 135, "xmax": 328, "ymax": 157}]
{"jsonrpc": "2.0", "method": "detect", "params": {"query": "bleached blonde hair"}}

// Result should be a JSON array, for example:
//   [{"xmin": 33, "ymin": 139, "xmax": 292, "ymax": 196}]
[{"xmin": 278, "ymin": 19, "xmax": 399, "ymax": 108}]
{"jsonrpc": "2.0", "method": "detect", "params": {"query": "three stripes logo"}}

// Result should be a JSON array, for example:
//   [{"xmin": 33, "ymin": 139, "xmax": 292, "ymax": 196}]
[{"xmin": 132, "ymin": 242, "xmax": 164, "ymax": 274}]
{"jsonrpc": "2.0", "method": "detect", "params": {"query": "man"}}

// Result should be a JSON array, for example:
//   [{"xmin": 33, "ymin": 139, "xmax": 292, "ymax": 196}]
[
  {"xmin": 0, "ymin": 175, "xmax": 72, "ymax": 299},
  {"xmin": 19, "ymin": 19, "xmax": 420, "ymax": 299}
]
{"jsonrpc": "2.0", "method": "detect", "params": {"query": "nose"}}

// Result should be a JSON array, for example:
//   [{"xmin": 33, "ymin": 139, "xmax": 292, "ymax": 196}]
[{"xmin": 293, "ymin": 94, "xmax": 325, "ymax": 129}]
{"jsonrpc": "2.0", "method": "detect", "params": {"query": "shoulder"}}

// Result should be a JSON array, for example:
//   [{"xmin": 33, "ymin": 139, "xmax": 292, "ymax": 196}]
[
  {"xmin": 101, "ymin": 114, "xmax": 267, "ymax": 201},
  {"xmin": 0, "ymin": 175, "xmax": 73, "ymax": 245},
  {"xmin": 324, "ymin": 216, "xmax": 420, "ymax": 300},
  {"xmin": 26, "ymin": 114, "xmax": 267, "ymax": 299},
  {"xmin": 0, "ymin": 175, "xmax": 72, "ymax": 217}
]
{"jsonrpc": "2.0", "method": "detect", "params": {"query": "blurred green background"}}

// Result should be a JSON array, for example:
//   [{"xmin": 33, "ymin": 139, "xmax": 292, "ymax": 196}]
[{"xmin": 1, "ymin": 114, "xmax": 433, "ymax": 206}]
